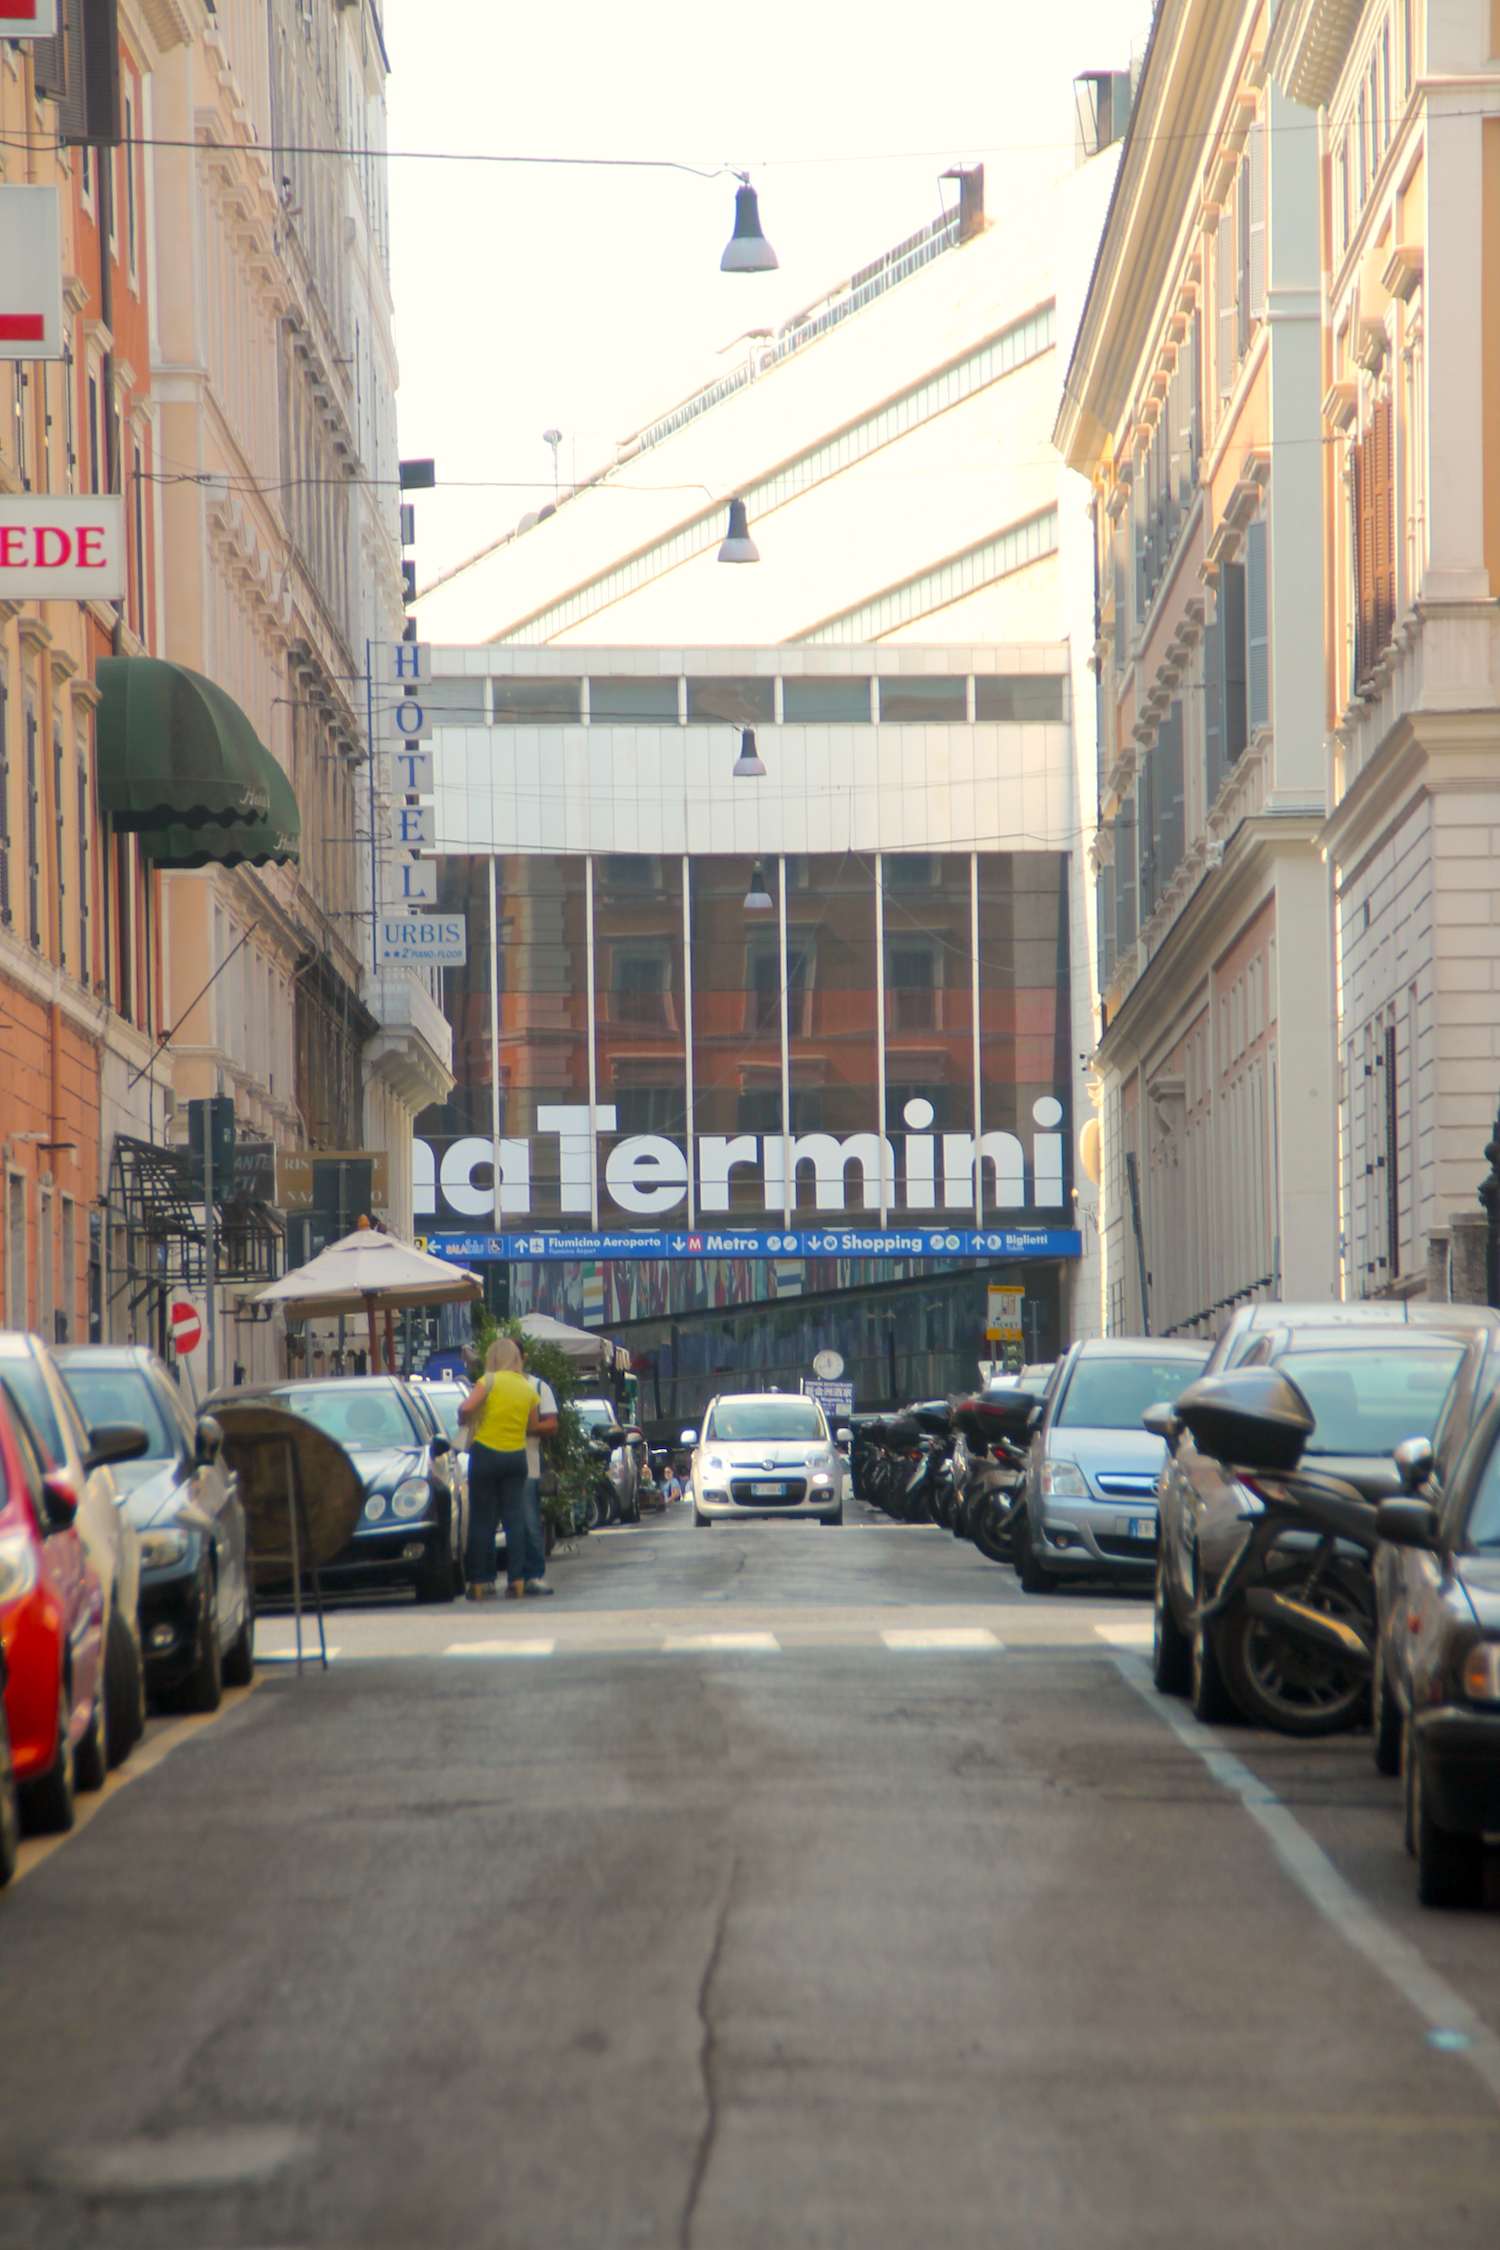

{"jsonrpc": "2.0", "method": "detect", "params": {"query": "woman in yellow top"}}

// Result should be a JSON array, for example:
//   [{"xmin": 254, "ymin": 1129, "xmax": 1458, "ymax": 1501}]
[{"xmin": 459, "ymin": 1339, "xmax": 542, "ymax": 1599}]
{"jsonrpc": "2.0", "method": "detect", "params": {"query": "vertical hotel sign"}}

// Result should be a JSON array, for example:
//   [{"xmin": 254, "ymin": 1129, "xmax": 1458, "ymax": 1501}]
[{"xmin": 0, "ymin": 186, "xmax": 65, "ymax": 358}]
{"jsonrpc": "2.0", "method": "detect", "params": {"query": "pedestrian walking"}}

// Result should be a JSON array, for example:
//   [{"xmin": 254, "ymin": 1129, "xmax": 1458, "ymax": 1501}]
[
  {"xmin": 521, "ymin": 1369, "xmax": 559, "ymax": 1597},
  {"xmin": 458, "ymin": 1339, "xmax": 540, "ymax": 1600}
]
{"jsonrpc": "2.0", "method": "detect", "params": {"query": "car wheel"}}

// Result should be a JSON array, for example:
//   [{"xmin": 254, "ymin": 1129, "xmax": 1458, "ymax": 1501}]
[
  {"xmin": 1371, "ymin": 1634, "xmax": 1403, "ymax": 1777},
  {"xmin": 1413, "ymin": 1752, "xmax": 1484, "ymax": 1909},
  {"xmin": 1152, "ymin": 1554, "xmax": 1193, "ymax": 1697},
  {"xmin": 1189, "ymin": 1611, "xmax": 1237, "ymax": 1725},
  {"xmin": 1215, "ymin": 1561, "xmax": 1370, "ymax": 1737},
  {"xmin": 821, "ymin": 1506, "xmax": 843, "ymax": 1526},
  {"xmin": 415, "ymin": 1526, "xmax": 457, "ymax": 1605},
  {"xmin": 73, "ymin": 1681, "xmax": 106, "ymax": 1795},
  {"xmin": 104, "ymin": 1604, "xmax": 145, "ymax": 1768},
  {"xmin": 1013, "ymin": 1514, "xmax": 1054, "ymax": 1594},
  {"xmin": 222, "ymin": 1593, "xmax": 255, "ymax": 1688},
  {"xmin": 0, "ymin": 1699, "xmax": 19, "ymax": 1886},
  {"xmin": 692, "ymin": 1505, "xmax": 711, "ymax": 1528},
  {"xmin": 19, "ymin": 1686, "xmax": 75, "ymax": 1837},
  {"xmin": 176, "ymin": 1573, "xmax": 224, "ymax": 1713}
]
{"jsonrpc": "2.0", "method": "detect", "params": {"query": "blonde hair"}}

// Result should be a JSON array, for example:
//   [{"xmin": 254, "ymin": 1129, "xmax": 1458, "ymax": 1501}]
[{"xmin": 485, "ymin": 1337, "xmax": 524, "ymax": 1375}]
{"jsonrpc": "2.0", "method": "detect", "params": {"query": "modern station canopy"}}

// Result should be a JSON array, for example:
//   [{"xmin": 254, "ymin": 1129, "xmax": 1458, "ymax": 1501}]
[{"xmin": 720, "ymin": 176, "xmax": 778, "ymax": 273}]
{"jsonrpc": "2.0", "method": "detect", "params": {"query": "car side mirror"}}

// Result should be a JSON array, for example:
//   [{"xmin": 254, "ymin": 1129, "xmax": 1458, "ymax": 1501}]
[
  {"xmin": 1376, "ymin": 1497, "xmax": 1440, "ymax": 1550},
  {"xmin": 194, "ymin": 1414, "xmax": 224, "ymax": 1467},
  {"xmin": 1141, "ymin": 1401, "xmax": 1179, "ymax": 1446},
  {"xmin": 1392, "ymin": 1436, "xmax": 1434, "ymax": 1494},
  {"xmin": 836, "ymin": 1425, "xmax": 852, "ymax": 1445},
  {"xmin": 679, "ymin": 1428, "xmax": 698, "ymax": 1445},
  {"xmin": 41, "ymin": 1468, "xmax": 80, "ymax": 1532},
  {"xmin": 84, "ymin": 1421, "xmax": 149, "ymax": 1472},
  {"xmin": 430, "ymin": 1436, "xmax": 451, "ymax": 1459}
]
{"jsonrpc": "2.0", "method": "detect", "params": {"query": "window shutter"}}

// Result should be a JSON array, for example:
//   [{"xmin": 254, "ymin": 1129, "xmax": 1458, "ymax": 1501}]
[
  {"xmin": 1372, "ymin": 396, "xmax": 1395, "ymax": 662},
  {"xmin": 0, "ymin": 674, "xmax": 8, "ymax": 929},
  {"xmin": 77, "ymin": 757, "xmax": 90, "ymax": 988},
  {"xmin": 1098, "ymin": 863, "xmax": 1116, "ymax": 990},
  {"xmin": 1247, "ymin": 123, "xmax": 1267, "ymax": 325},
  {"xmin": 1218, "ymin": 187, "xmax": 1238, "ymax": 398},
  {"xmin": 1246, "ymin": 519, "xmax": 1270, "ymax": 733},
  {"xmin": 1138, "ymin": 747, "xmax": 1158, "ymax": 922},
  {"xmin": 25, "ymin": 711, "xmax": 41, "ymax": 951},
  {"xmin": 1221, "ymin": 559, "xmax": 1248, "ymax": 763},
  {"xmin": 1204, "ymin": 592, "xmax": 1224, "ymax": 806},
  {"xmin": 1160, "ymin": 701, "xmax": 1186, "ymax": 885},
  {"xmin": 53, "ymin": 729, "xmax": 66, "ymax": 973},
  {"xmin": 1116, "ymin": 799, "xmax": 1137, "ymax": 954},
  {"xmin": 1353, "ymin": 424, "xmax": 1375, "ymax": 688}
]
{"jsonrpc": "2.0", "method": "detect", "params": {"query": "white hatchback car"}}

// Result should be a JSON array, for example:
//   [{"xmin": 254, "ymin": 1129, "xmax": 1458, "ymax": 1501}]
[{"xmin": 685, "ymin": 1393, "xmax": 843, "ymax": 1526}]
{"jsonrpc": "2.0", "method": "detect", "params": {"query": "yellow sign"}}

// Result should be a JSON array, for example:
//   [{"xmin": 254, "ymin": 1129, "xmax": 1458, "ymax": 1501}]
[{"xmin": 987, "ymin": 1284, "xmax": 1024, "ymax": 1344}]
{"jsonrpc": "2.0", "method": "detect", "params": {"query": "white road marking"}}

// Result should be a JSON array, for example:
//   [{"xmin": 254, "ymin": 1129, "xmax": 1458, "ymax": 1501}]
[
  {"xmin": 256, "ymin": 1646, "xmax": 340, "ymax": 1663},
  {"xmin": 1113, "ymin": 1654, "xmax": 1500, "ymax": 2105},
  {"xmin": 1095, "ymin": 1621, "xmax": 1155, "ymax": 1649},
  {"xmin": 881, "ymin": 1628, "xmax": 1001, "ymax": 1650},
  {"xmin": 662, "ymin": 1632, "xmax": 781, "ymax": 1652},
  {"xmin": 444, "ymin": 1640, "xmax": 555, "ymax": 1657}
]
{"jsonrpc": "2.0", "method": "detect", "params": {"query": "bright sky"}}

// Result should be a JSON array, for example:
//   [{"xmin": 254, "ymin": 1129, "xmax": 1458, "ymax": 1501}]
[{"xmin": 384, "ymin": 0, "xmax": 1143, "ymax": 592}]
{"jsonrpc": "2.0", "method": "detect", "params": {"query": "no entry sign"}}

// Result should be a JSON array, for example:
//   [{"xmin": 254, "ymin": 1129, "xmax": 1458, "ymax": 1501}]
[{"xmin": 169, "ymin": 1302, "xmax": 203, "ymax": 1356}]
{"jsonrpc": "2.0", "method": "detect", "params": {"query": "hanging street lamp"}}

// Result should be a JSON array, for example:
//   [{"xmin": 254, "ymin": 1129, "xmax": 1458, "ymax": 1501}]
[
  {"xmin": 717, "ymin": 495, "xmax": 760, "ymax": 563},
  {"xmin": 743, "ymin": 859, "xmax": 773, "ymax": 911},
  {"xmin": 721, "ymin": 175, "xmax": 778, "ymax": 273},
  {"xmin": 733, "ymin": 727, "xmax": 766, "ymax": 778}
]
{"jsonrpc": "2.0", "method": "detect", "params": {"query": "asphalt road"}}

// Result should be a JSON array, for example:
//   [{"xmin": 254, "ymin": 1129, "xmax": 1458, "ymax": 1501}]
[{"xmin": 3, "ymin": 1500, "xmax": 1500, "ymax": 2248}]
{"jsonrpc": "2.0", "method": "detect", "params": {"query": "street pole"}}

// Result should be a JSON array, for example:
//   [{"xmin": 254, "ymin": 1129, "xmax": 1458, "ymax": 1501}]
[
  {"xmin": 366, "ymin": 640, "xmax": 378, "ymax": 982},
  {"xmin": 204, "ymin": 1121, "xmax": 217, "ymax": 1395},
  {"xmin": 489, "ymin": 855, "xmax": 502, "ymax": 1241}
]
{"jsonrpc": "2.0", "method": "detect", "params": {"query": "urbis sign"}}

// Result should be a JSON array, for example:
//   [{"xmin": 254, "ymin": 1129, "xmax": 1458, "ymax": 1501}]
[{"xmin": 0, "ymin": 497, "xmax": 125, "ymax": 597}]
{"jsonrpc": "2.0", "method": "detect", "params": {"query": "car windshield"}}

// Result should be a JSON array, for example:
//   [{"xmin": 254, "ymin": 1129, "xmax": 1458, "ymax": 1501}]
[
  {"xmin": 575, "ymin": 1401, "xmax": 617, "ymax": 1431},
  {"xmin": 276, "ymin": 1384, "xmax": 420, "ymax": 1451},
  {"xmin": 1274, "ymin": 1345, "xmax": 1463, "ymax": 1456},
  {"xmin": 58, "ymin": 1364, "xmax": 177, "ymax": 1459},
  {"xmin": 1465, "ymin": 1437, "xmax": 1500, "ymax": 1548},
  {"xmin": 706, "ymin": 1399, "xmax": 824, "ymax": 1442},
  {"xmin": 422, "ymin": 1388, "xmax": 467, "ymax": 1443},
  {"xmin": 0, "ymin": 1355, "xmax": 64, "ymax": 1463},
  {"xmin": 1055, "ymin": 1354, "xmax": 1209, "ymax": 1431}
]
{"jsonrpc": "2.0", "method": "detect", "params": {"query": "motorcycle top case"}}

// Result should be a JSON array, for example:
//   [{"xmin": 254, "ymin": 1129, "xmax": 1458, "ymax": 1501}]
[
  {"xmin": 954, "ymin": 1388, "xmax": 1036, "ymax": 1450},
  {"xmin": 909, "ymin": 1399, "xmax": 955, "ymax": 1438},
  {"xmin": 1172, "ymin": 1367, "xmax": 1314, "ymax": 1473}
]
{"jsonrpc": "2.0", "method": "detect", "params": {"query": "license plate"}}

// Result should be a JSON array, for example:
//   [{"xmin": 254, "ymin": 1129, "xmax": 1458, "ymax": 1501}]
[
  {"xmin": 1127, "ymin": 1516, "xmax": 1156, "ymax": 1541},
  {"xmin": 750, "ymin": 1482, "xmax": 784, "ymax": 1497}
]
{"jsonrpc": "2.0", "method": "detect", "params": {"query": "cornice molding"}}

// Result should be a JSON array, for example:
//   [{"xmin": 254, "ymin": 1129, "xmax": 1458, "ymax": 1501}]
[{"xmin": 1265, "ymin": 0, "xmax": 1365, "ymax": 111}]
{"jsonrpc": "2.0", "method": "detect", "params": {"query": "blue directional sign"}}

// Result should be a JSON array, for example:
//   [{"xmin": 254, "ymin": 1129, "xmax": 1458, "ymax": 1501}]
[{"xmin": 419, "ymin": 1227, "xmax": 1084, "ymax": 1264}]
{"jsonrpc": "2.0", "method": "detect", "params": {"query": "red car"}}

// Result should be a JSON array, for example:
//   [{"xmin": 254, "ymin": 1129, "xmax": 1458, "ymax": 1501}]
[{"xmin": 0, "ymin": 1377, "xmax": 107, "ymax": 1838}]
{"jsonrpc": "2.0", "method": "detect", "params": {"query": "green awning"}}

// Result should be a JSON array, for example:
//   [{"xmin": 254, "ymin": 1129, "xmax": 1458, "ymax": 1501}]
[
  {"xmin": 140, "ymin": 746, "xmax": 299, "ymax": 869},
  {"xmin": 97, "ymin": 656, "xmax": 276, "ymax": 832}
]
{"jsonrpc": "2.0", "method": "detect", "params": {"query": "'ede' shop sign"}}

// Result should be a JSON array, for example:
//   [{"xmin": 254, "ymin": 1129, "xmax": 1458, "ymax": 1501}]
[{"xmin": 0, "ymin": 497, "xmax": 126, "ymax": 599}]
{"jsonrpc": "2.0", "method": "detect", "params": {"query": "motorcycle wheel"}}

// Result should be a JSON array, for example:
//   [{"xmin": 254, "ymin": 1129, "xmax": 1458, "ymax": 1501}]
[
  {"xmin": 580, "ymin": 1487, "xmax": 601, "ymax": 1533},
  {"xmin": 971, "ymin": 1502, "xmax": 1013, "ymax": 1567},
  {"xmin": 1371, "ymin": 1634, "xmax": 1403, "ymax": 1777},
  {"xmin": 1215, "ymin": 1556, "xmax": 1371, "ymax": 1737},
  {"xmin": 1190, "ymin": 1611, "xmax": 1238, "ymax": 1724},
  {"xmin": 1152, "ymin": 1554, "xmax": 1192, "ymax": 1697}
]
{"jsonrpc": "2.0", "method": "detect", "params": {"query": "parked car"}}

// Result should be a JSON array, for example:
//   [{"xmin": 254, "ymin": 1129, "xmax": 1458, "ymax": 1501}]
[
  {"xmin": 1372, "ymin": 1394, "xmax": 1500, "ymax": 1906},
  {"xmin": 575, "ymin": 1396, "xmax": 638, "ymax": 1525},
  {"xmin": 407, "ymin": 1379, "xmax": 471, "ymax": 1552},
  {"xmin": 0, "ymin": 1378, "xmax": 107, "ymax": 1834},
  {"xmin": 0, "ymin": 1332, "xmax": 146, "ymax": 1767},
  {"xmin": 685, "ymin": 1392, "xmax": 844, "ymax": 1526},
  {"xmin": 1207, "ymin": 1298, "xmax": 1499, "ymax": 1371},
  {"xmin": 1365, "ymin": 1324, "xmax": 1500, "ymax": 1773},
  {"xmin": 1155, "ymin": 1324, "xmax": 1469, "ymax": 1728},
  {"xmin": 56, "ymin": 1346, "xmax": 252, "ymax": 1711},
  {"xmin": 0, "ymin": 1682, "xmax": 19, "ymax": 1885},
  {"xmin": 1014, "ymin": 1339, "xmax": 1211, "ymax": 1591},
  {"xmin": 211, "ymin": 1375, "xmax": 464, "ymax": 1602}
]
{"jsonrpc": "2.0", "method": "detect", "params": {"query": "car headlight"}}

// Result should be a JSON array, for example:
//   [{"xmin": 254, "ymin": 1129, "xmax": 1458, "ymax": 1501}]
[
  {"xmin": 138, "ymin": 1527, "xmax": 191, "ymax": 1571},
  {"xmin": 363, "ymin": 1494, "xmax": 388, "ymax": 1522},
  {"xmin": 1041, "ymin": 1459, "xmax": 1090, "ymax": 1499},
  {"xmin": 391, "ymin": 1479, "xmax": 431, "ymax": 1519},
  {"xmin": 1461, "ymin": 1642, "xmax": 1500, "ymax": 1704},
  {"xmin": 0, "ymin": 1530, "xmax": 38, "ymax": 1605},
  {"xmin": 810, "ymin": 1471, "xmax": 834, "ymax": 1487}
]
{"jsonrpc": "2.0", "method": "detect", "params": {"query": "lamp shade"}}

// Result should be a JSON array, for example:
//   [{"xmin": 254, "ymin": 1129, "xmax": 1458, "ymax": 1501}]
[
  {"xmin": 743, "ymin": 859, "xmax": 773, "ymax": 911},
  {"xmin": 733, "ymin": 728, "xmax": 767, "ymax": 778},
  {"xmin": 717, "ymin": 495, "xmax": 760, "ymax": 564},
  {"xmin": 720, "ymin": 180, "xmax": 778, "ymax": 273}
]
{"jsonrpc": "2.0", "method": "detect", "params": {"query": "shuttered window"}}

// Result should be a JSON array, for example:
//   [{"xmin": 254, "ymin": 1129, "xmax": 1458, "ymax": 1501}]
[
  {"xmin": 1158, "ymin": 700, "xmax": 1186, "ymax": 887},
  {"xmin": 77, "ymin": 755, "xmax": 90, "ymax": 988},
  {"xmin": 53, "ymin": 728, "xmax": 66, "ymax": 972},
  {"xmin": 24, "ymin": 710, "xmax": 41, "ymax": 950},
  {"xmin": 1218, "ymin": 174, "xmax": 1238, "ymax": 400},
  {"xmin": 1116, "ymin": 799, "xmax": 1137, "ymax": 956},
  {"xmin": 1137, "ymin": 748, "xmax": 1158, "ymax": 923},
  {"xmin": 1204, "ymin": 598, "xmax": 1223, "ymax": 806},
  {"xmin": 1247, "ymin": 123, "xmax": 1266, "ymax": 327},
  {"xmin": 0, "ymin": 673, "xmax": 9, "ymax": 929},
  {"xmin": 1352, "ymin": 399, "xmax": 1395, "ymax": 690},
  {"xmin": 1246, "ymin": 518, "xmax": 1270, "ymax": 732}
]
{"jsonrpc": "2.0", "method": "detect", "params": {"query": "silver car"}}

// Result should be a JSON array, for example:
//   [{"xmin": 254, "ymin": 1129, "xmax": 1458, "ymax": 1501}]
[
  {"xmin": 1015, "ymin": 1339, "xmax": 1211, "ymax": 1592},
  {"xmin": 686, "ymin": 1392, "xmax": 843, "ymax": 1526}
]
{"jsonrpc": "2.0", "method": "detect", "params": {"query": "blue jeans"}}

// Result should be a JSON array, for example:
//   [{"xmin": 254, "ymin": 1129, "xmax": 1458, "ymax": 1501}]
[
  {"xmin": 503, "ymin": 1477, "xmax": 548, "ymax": 1585},
  {"xmin": 467, "ymin": 1444, "xmax": 528, "ymax": 1586}
]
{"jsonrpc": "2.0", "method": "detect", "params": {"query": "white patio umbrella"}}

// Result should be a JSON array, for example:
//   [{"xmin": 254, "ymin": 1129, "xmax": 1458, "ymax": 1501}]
[
  {"xmin": 518, "ymin": 1311, "xmax": 616, "ymax": 1368},
  {"xmin": 255, "ymin": 1219, "xmax": 480, "ymax": 1373}
]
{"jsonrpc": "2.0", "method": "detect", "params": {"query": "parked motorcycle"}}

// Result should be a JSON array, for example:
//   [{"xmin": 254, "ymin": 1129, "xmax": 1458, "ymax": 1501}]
[
  {"xmin": 952, "ymin": 1385, "xmax": 1038, "ymax": 1564},
  {"xmin": 1155, "ymin": 1369, "xmax": 1382, "ymax": 1735}
]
